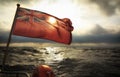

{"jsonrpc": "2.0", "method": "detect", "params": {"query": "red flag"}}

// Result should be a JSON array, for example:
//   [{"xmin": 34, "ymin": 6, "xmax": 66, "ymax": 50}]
[{"xmin": 12, "ymin": 7, "xmax": 74, "ymax": 44}]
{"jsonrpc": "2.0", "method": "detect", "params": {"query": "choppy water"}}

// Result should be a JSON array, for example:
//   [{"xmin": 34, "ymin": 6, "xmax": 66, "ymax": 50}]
[{"xmin": 0, "ymin": 46, "xmax": 120, "ymax": 77}]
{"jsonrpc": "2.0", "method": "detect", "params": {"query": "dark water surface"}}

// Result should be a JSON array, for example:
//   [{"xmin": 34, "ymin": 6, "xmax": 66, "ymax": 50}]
[{"xmin": 0, "ymin": 46, "xmax": 120, "ymax": 77}]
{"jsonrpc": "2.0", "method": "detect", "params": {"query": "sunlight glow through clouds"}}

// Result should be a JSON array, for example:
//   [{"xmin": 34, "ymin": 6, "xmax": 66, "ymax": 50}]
[
  {"xmin": 1, "ymin": 0, "xmax": 119, "ymax": 35},
  {"xmin": 31, "ymin": 0, "xmax": 86, "ymax": 35},
  {"xmin": 48, "ymin": 17, "xmax": 56, "ymax": 24},
  {"xmin": 30, "ymin": 0, "xmax": 112, "ymax": 35}
]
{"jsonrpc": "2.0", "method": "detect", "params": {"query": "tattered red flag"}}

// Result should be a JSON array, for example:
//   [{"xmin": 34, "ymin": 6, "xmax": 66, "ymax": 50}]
[{"xmin": 12, "ymin": 7, "xmax": 74, "ymax": 44}]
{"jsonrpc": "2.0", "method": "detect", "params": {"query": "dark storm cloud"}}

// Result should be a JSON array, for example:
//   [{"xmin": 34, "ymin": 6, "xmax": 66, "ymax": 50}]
[
  {"xmin": 89, "ymin": 0, "xmax": 120, "ymax": 15},
  {"xmin": 73, "ymin": 25, "xmax": 120, "ymax": 43},
  {"xmin": 0, "ymin": 31, "xmax": 51, "ymax": 43},
  {"xmin": 74, "ymin": 33, "xmax": 120, "ymax": 43},
  {"xmin": 0, "ymin": 35, "xmax": 50, "ymax": 43},
  {"xmin": 90, "ymin": 24, "xmax": 109, "ymax": 35},
  {"xmin": 74, "ymin": 0, "xmax": 120, "ymax": 16},
  {"xmin": 0, "ymin": 31, "xmax": 9, "ymax": 43},
  {"xmin": 11, "ymin": 36, "xmax": 50, "ymax": 43}
]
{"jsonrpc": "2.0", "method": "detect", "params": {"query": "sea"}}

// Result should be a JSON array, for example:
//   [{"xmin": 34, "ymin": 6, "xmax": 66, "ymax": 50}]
[{"xmin": 0, "ymin": 44, "xmax": 120, "ymax": 77}]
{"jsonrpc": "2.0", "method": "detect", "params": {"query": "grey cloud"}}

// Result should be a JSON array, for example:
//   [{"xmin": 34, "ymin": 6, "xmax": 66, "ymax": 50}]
[
  {"xmin": 73, "ymin": 25, "xmax": 120, "ymax": 43},
  {"xmin": 89, "ymin": 0, "xmax": 120, "ymax": 15},
  {"xmin": 73, "ymin": 33, "xmax": 120, "ymax": 43},
  {"xmin": 90, "ymin": 24, "xmax": 109, "ymax": 35},
  {"xmin": 11, "ymin": 36, "xmax": 50, "ymax": 43},
  {"xmin": 1, "ymin": 0, "xmax": 120, "ymax": 16},
  {"xmin": 0, "ymin": 31, "xmax": 51, "ymax": 43},
  {"xmin": 73, "ymin": 0, "xmax": 120, "ymax": 16},
  {"xmin": 0, "ymin": 31, "xmax": 9, "ymax": 43}
]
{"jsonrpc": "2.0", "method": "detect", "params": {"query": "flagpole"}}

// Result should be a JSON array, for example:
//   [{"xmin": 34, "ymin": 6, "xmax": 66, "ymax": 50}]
[{"xmin": 2, "ymin": 4, "xmax": 20, "ymax": 70}]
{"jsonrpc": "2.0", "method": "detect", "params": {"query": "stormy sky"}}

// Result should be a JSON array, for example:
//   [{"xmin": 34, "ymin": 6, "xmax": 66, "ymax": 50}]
[{"xmin": 0, "ymin": 0, "xmax": 120, "ymax": 45}]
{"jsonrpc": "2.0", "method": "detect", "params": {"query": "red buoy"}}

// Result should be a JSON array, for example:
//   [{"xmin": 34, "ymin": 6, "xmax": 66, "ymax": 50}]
[{"xmin": 32, "ymin": 65, "xmax": 55, "ymax": 77}]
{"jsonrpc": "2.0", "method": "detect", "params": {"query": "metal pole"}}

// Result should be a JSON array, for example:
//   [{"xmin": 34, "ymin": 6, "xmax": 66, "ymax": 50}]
[{"xmin": 2, "ymin": 4, "xmax": 20, "ymax": 70}]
